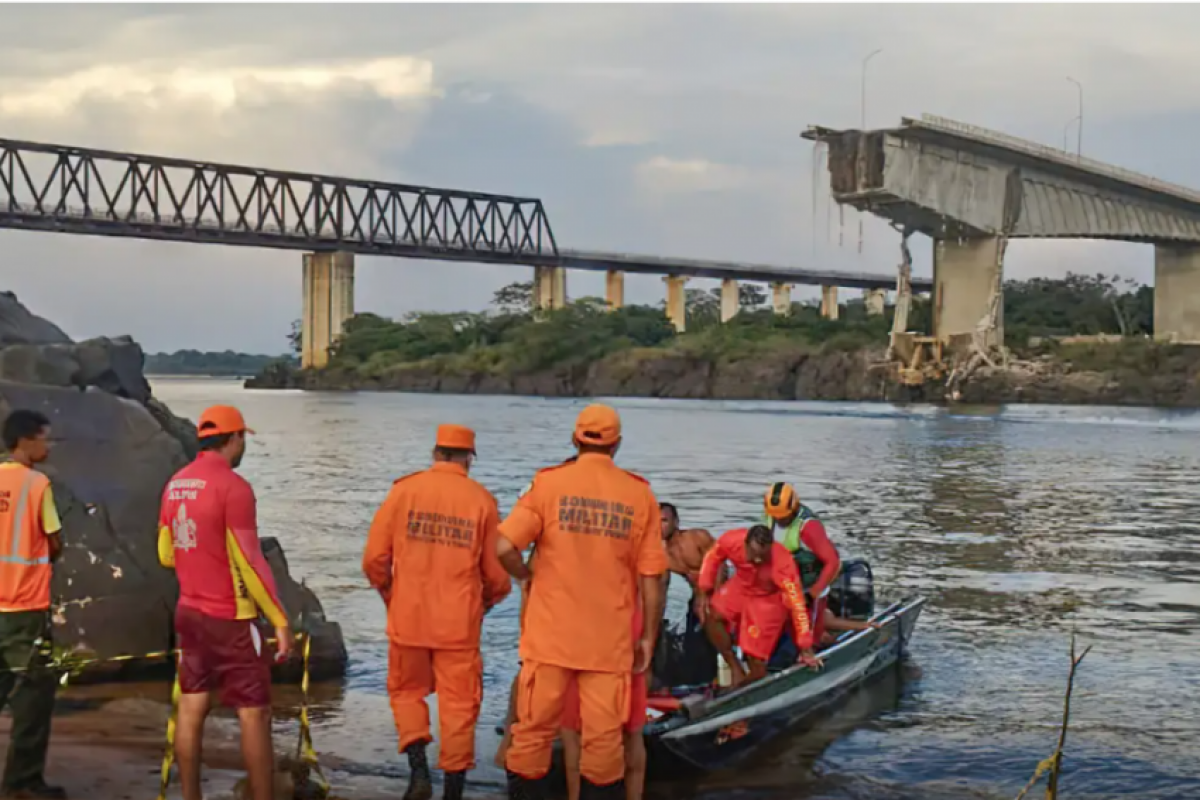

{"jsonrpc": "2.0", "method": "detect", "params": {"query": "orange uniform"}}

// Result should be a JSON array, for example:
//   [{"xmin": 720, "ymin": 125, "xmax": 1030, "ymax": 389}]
[
  {"xmin": 0, "ymin": 463, "xmax": 60, "ymax": 612},
  {"xmin": 362, "ymin": 425, "xmax": 512, "ymax": 774},
  {"xmin": 501, "ymin": 406, "xmax": 667, "ymax": 788},
  {"xmin": 699, "ymin": 528, "xmax": 812, "ymax": 661}
]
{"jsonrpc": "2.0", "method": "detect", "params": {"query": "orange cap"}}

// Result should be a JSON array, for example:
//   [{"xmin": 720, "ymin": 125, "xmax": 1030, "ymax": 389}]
[
  {"xmin": 436, "ymin": 424, "xmax": 476, "ymax": 453},
  {"xmin": 196, "ymin": 405, "xmax": 254, "ymax": 437},
  {"xmin": 573, "ymin": 404, "xmax": 622, "ymax": 447}
]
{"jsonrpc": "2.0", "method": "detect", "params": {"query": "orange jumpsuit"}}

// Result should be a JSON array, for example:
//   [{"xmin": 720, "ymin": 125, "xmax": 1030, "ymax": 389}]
[
  {"xmin": 362, "ymin": 461, "xmax": 512, "ymax": 773},
  {"xmin": 501, "ymin": 453, "xmax": 667, "ymax": 787}
]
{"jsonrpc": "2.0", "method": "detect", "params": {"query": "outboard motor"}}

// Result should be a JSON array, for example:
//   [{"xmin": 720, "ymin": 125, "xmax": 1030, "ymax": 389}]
[{"xmin": 828, "ymin": 558, "xmax": 875, "ymax": 621}]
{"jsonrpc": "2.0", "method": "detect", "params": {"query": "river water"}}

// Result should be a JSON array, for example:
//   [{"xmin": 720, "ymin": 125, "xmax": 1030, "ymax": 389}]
[{"xmin": 144, "ymin": 378, "xmax": 1200, "ymax": 800}]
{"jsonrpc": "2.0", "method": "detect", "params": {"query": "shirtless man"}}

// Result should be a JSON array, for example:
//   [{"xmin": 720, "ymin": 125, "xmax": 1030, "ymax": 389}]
[{"xmin": 660, "ymin": 503, "xmax": 717, "ymax": 595}]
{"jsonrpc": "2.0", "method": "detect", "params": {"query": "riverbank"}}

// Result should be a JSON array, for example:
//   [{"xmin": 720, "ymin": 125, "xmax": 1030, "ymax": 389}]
[{"xmin": 246, "ymin": 339, "xmax": 1200, "ymax": 408}]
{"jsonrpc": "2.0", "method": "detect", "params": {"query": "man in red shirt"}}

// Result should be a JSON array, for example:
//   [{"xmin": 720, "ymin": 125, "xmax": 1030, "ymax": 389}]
[
  {"xmin": 157, "ymin": 406, "xmax": 292, "ymax": 800},
  {"xmin": 697, "ymin": 525, "xmax": 821, "ymax": 686}
]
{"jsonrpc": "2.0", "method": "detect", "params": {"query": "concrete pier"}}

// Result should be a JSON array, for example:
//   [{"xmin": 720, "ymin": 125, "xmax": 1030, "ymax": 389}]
[
  {"xmin": 1154, "ymin": 245, "xmax": 1200, "ymax": 343},
  {"xmin": 665, "ymin": 275, "xmax": 687, "ymax": 332},
  {"xmin": 605, "ymin": 270, "xmax": 625, "ymax": 311},
  {"xmin": 865, "ymin": 288, "xmax": 886, "ymax": 316},
  {"xmin": 933, "ymin": 237, "xmax": 1003, "ymax": 346},
  {"xmin": 301, "ymin": 251, "xmax": 355, "ymax": 369},
  {"xmin": 720, "ymin": 279, "xmax": 739, "ymax": 323},
  {"xmin": 534, "ymin": 266, "xmax": 567, "ymax": 311},
  {"xmin": 820, "ymin": 285, "xmax": 839, "ymax": 320},
  {"xmin": 772, "ymin": 283, "xmax": 792, "ymax": 316}
]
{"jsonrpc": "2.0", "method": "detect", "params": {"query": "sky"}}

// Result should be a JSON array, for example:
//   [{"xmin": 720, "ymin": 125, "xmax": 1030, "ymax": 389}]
[{"xmin": 3, "ymin": 3, "xmax": 1200, "ymax": 354}]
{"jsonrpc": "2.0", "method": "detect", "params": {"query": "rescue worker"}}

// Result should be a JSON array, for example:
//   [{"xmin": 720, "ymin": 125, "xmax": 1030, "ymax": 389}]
[
  {"xmin": 157, "ymin": 405, "xmax": 293, "ymax": 800},
  {"xmin": 497, "ymin": 404, "xmax": 667, "ymax": 800},
  {"xmin": 696, "ymin": 525, "xmax": 822, "ymax": 686},
  {"xmin": 762, "ymin": 483, "xmax": 841, "ymax": 646},
  {"xmin": 559, "ymin": 588, "xmax": 647, "ymax": 800},
  {"xmin": 0, "ymin": 410, "xmax": 65, "ymax": 800},
  {"xmin": 362, "ymin": 424, "xmax": 511, "ymax": 800}
]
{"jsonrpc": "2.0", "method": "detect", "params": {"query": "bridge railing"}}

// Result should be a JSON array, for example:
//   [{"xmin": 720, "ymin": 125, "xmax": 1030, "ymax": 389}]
[
  {"xmin": 914, "ymin": 114, "xmax": 1200, "ymax": 206},
  {"xmin": 0, "ymin": 139, "xmax": 558, "ymax": 260}
]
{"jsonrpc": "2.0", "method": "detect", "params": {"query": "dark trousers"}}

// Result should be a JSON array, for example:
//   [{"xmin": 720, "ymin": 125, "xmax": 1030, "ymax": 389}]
[{"xmin": 0, "ymin": 610, "xmax": 56, "ymax": 790}]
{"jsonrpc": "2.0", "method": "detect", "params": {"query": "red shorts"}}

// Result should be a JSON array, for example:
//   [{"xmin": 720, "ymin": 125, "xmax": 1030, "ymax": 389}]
[
  {"xmin": 175, "ymin": 604, "xmax": 272, "ymax": 709},
  {"xmin": 711, "ymin": 581, "xmax": 788, "ymax": 662},
  {"xmin": 560, "ymin": 670, "xmax": 647, "ymax": 734}
]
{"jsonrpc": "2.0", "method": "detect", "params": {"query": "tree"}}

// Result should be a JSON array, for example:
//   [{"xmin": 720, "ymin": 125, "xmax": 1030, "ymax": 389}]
[
  {"xmin": 492, "ymin": 281, "xmax": 534, "ymax": 314},
  {"xmin": 288, "ymin": 319, "xmax": 302, "ymax": 355},
  {"xmin": 738, "ymin": 284, "xmax": 767, "ymax": 309}
]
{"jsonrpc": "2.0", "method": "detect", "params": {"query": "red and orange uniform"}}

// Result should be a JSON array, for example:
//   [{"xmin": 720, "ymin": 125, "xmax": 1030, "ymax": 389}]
[
  {"xmin": 698, "ymin": 528, "xmax": 812, "ymax": 662},
  {"xmin": 158, "ymin": 407, "xmax": 287, "ymax": 710}
]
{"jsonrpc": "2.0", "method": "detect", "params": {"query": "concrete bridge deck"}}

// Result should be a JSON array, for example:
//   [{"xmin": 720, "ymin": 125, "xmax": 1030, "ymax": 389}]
[
  {"xmin": 804, "ymin": 113, "xmax": 1200, "ymax": 344},
  {"xmin": 803, "ymin": 114, "xmax": 1200, "ymax": 243}
]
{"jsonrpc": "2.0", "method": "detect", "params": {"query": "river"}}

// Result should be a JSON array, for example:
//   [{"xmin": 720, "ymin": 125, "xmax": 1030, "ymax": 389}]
[{"xmin": 144, "ymin": 378, "xmax": 1200, "ymax": 799}]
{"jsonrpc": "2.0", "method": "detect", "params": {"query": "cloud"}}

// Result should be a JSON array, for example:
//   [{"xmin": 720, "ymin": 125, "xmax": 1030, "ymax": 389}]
[
  {"xmin": 0, "ymin": 58, "xmax": 437, "ymax": 119},
  {"xmin": 635, "ymin": 156, "xmax": 754, "ymax": 194}
]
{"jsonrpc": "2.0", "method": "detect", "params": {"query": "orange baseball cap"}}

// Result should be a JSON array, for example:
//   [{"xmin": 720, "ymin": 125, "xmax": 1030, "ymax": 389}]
[
  {"xmin": 573, "ymin": 404, "xmax": 622, "ymax": 447},
  {"xmin": 197, "ymin": 405, "xmax": 254, "ymax": 437},
  {"xmin": 436, "ymin": 424, "xmax": 476, "ymax": 453}
]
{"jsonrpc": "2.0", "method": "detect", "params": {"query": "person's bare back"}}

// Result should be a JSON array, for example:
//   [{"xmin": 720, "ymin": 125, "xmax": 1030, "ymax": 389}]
[{"xmin": 660, "ymin": 503, "xmax": 716, "ymax": 589}]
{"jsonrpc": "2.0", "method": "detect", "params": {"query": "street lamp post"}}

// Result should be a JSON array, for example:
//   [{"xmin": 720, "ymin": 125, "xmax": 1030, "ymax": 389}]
[
  {"xmin": 1067, "ymin": 77, "xmax": 1083, "ymax": 157},
  {"xmin": 1063, "ymin": 116, "xmax": 1080, "ymax": 152}
]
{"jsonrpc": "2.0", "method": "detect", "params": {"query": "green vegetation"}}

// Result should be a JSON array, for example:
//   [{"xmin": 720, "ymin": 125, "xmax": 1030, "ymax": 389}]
[
  {"xmin": 146, "ymin": 349, "xmax": 294, "ymax": 377},
  {"xmin": 310, "ymin": 272, "xmax": 1160, "ymax": 382}
]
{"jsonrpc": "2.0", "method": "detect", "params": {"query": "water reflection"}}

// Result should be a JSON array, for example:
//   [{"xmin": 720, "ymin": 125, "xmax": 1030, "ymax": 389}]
[{"xmin": 131, "ymin": 381, "xmax": 1200, "ymax": 799}]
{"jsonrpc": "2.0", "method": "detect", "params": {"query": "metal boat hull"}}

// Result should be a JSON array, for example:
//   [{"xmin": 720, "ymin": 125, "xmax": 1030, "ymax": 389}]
[{"xmin": 644, "ymin": 595, "xmax": 927, "ymax": 773}]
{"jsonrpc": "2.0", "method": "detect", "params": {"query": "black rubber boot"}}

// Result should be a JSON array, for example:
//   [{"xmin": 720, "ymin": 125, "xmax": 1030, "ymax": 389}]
[
  {"xmin": 403, "ymin": 742, "xmax": 434, "ymax": 800},
  {"xmin": 505, "ymin": 770, "xmax": 547, "ymax": 800},
  {"xmin": 443, "ymin": 771, "xmax": 466, "ymax": 800},
  {"xmin": 580, "ymin": 777, "xmax": 627, "ymax": 800}
]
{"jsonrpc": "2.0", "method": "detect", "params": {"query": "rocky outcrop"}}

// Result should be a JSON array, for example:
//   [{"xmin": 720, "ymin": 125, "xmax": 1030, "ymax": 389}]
[
  {"xmin": 0, "ymin": 293, "xmax": 346, "ymax": 682},
  {"xmin": 248, "ymin": 345, "xmax": 896, "ymax": 404},
  {"xmin": 248, "ymin": 338, "xmax": 1200, "ymax": 409}
]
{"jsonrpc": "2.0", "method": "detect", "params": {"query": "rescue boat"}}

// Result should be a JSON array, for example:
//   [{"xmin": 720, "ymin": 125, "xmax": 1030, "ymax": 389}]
[{"xmin": 642, "ymin": 558, "xmax": 927, "ymax": 773}]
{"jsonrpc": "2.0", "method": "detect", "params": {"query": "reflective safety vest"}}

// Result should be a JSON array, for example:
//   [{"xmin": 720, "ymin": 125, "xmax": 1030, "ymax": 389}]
[
  {"xmin": 0, "ymin": 465, "xmax": 52, "ymax": 612},
  {"xmin": 762, "ymin": 505, "xmax": 824, "ymax": 590}
]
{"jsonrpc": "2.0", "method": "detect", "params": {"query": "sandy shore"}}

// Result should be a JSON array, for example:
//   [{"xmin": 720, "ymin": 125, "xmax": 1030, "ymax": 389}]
[{"xmin": 0, "ymin": 686, "xmax": 504, "ymax": 800}]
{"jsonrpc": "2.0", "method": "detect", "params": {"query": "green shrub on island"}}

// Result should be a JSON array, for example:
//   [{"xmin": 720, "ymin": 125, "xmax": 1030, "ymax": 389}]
[{"xmin": 301, "ymin": 272, "xmax": 1158, "ymax": 379}]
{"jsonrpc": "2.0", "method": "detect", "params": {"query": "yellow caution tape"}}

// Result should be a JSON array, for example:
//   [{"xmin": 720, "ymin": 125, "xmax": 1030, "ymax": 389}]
[
  {"xmin": 152, "ymin": 632, "xmax": 329, "ymax": 800},
  {"xmin": 296, "ymin": 633, "xmax": 330, "ymax": 794},
  {"xmin": 155, "ymin": 667, "xmax": 182, "ymax": 800}
]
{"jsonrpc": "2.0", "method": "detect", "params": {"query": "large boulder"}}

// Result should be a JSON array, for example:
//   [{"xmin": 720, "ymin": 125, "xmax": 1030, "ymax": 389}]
[{"xmin": 0, "ymin": 294, "xmax": 346, "ymax": 682}]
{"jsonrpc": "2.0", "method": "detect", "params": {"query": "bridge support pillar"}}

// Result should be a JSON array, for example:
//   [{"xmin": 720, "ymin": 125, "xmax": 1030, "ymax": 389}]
[
  {"xmin": 933, "ymin": 237, "xmax": 1003, "ymax": 346},
  {"xmin": 720, "ymin": 279, "xmax": 739, "ymax": 323},
  {"xmin": 534, "ymin": 266, "xmax": 567, "ymax": 312},
  {"xmin": 820, "ymin": 285, "xmax": 839, "ymax": 320},
  {"xmin": 865, "ymin": 288, "xmax": 886, "ymax": 316},
  {"xmin": 301, "ymin": 251, "xmax": 354, "ymax": 370},
  {"xmin": 772, "ymin": 283, "xmax": 792, "ymax": 316},
  {"xmin": 1154, "ymin": 245, "xmax": 1200, "ymax": 343},
  {"xmin": 664, "ymin": 275, "xmax": 687, "ymax": 332},
  {"xmin": 605, "ymin": 270, "xmax": 625, "ymax": 311}
]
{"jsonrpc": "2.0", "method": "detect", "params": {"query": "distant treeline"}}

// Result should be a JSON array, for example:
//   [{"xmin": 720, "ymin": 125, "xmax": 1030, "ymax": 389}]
[
  {"xmin": 305, "ymin": 272, "xmax": 1155, "ymax": 381},
  {"xmin": 146, "ymin": 349, "xmax": 294, "ymax": 376}
]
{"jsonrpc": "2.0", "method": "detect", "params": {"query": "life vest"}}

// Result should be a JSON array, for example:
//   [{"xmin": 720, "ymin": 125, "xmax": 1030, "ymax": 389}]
[
  {"xmin": 762, "ymin": 505, "xmax": 824, "ymax": 590},
  {"xmin": 0, "ymin": 464, "xmax": 53, "ymax": 612}
]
